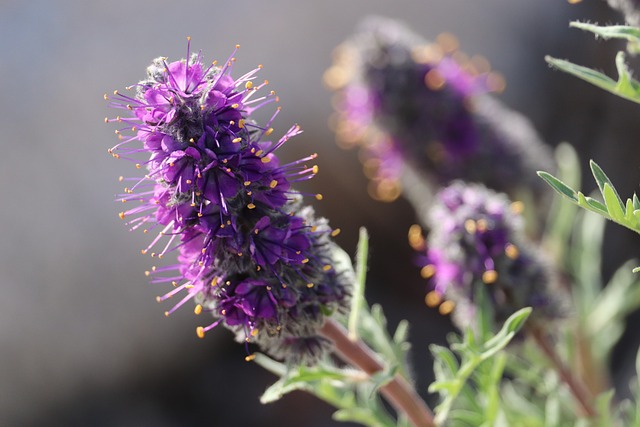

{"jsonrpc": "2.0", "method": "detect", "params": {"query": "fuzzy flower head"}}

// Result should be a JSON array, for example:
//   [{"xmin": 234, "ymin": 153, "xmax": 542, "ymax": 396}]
[
  {"xmin": 409, "ymin": 182, "xmax": 563, "ymax": 330},
  {"xmin": 326, "ymin": 17, "xmax": 554, "ymax": 203},
  {"xmin": 106, "ymin": 41, "xmax": 351, "ymax": 364}
]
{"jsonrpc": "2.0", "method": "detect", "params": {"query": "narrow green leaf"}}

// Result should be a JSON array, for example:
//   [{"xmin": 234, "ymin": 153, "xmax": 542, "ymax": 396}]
[
  {"xmin": 546, "ymin": 56, "xmax": 640, "ymax": 104},
  {"xmin": 633, "ymin": 266, "xmax": 640, "ymax": 273},
  {"xmin": 368, "ymin": 365, "xmax": 399, "ymax": 398},
  {"xmin": 570, "ymin": 21, "xmax": 640, "ymax": 44},
  {"xmin": 260, "ymin": 378, "xmax": 308, "ymax": 404},
  {"xmin": 590, "ymin": 160, "xmax": 620, "ymax": 203},
  {"xmin": 348, "ymin": 227, "xmax": 369, "ymax": 340},
  {"xmin": 577, "ymin": 193, "xmax": 609, "ymax": 217},
  {"xmin": 430, "ymin": 344, "xmax": 460, "ymax": 378},
  {"xmin": 448, "ymin": 409, "xmax": 485, "ymax": 425},
  {"xmin": 537, "ymin": 171, "xmax": 578, "ymax": 201},
  {"xmin": 594, "ymin": 390, "xmax": 616, "ymax": 427},
  {"xmin": 482, "ymin": 308, "xmax": 531, "ymax": 357},
  {"xmin": 333, "ymin": 408, "xmax": 391, "ymax": 427},
  {"xmin": 633, "ymin": 193, "xmax": 640, "ymax": 210},
  {"xmin": 393, "ymin": 319, "xmax": 409, "ymax": 345},
  {"xmin": 546, "ymin": 56, "xmax": 617, "ymax": 92},
  {"xmin": 614, "ymin": 51, "xmax": 639, "ymax": 97},
  {"xmin": 626, "ymin": 199, "xmax": 635, "ymax": 222},
  {"xmin": 603, "ymin": 183, "xmax": 625, "ymax": 222}
]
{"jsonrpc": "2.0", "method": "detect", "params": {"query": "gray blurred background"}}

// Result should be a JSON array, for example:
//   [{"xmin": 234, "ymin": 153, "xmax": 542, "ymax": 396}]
[{"xmin": 2, "ymin": 0, "xmax": 640, "ymax": 426}]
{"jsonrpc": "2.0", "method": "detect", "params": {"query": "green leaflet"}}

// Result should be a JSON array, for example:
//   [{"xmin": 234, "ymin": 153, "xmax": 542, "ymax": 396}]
[{"xmin": 538, "ymin": 162, "xmax": 640, "ymax": 235}]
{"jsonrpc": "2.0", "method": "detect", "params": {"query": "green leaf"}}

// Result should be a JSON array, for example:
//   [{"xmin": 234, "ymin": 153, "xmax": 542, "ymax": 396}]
[
  {"xmin": 393, "ymin": 320, "xmax": 410, "ymax": 345},
  {"xmin": 260, "ymin": 377, "xmax": 310, "ymax": 404},
  {"xmin": 348, "ymin": 227, "xmax": 369, "ymax": 340},
  {"xmin": 482, "ymin": 308, "xmax": 531, "ymax": 358},
  {"xmin": 603, "ymin": 183, "xmax": 625, "ymax": 222},
  {"xmin": 570, "ymin": 21, "xmax": 640, "ymax": 44},
  {"xmin": 590, "ymin": 160, "xmax": 622, "ymax": 205},
  {"xmin": 259, "ymin": 365, "xmax": 352, "ymax": 403},
  {"xmin": 537, "ymin": 171, "xmax": 579, "ymax": 202},
  {"xmin": 626, "ymin": 199, "xmax": 635, "ymax": 222},
  {"xmin": 576, "ymin": 193, "xmax": 609, "ymax": 217},
  {"xmin": 593, "ymin": 390, "xmax": 616, "ymax": 427},
  {"xmin": 333, "ymin": 407, "xmax": 392, "ymax": 427},
  {"xmin": 368, "ymin": 364, "xmax": 399, "ymax": 397},
  {"xmin": 545, "ymin": 55, "xmax": 640, "ymax": 104}
]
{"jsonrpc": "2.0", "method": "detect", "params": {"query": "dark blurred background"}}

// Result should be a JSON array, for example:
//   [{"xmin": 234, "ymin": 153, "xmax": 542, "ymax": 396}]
[{"xmin": 2, "ymin": 0, "xmax": 640, "ymax": 426}]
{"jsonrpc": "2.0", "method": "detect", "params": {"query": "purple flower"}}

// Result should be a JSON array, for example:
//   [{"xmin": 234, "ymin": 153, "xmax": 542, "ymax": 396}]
[
  {"xmin": 410, "ymin": 182, "xmax": 563, "ymax": 330},
  {"xmin": 106, "ymin": 41, "xmax": 351, "ymax": 364},
  {"xmin": 327, "ymin": 17, "xmax": 554, "ymax": 204}
]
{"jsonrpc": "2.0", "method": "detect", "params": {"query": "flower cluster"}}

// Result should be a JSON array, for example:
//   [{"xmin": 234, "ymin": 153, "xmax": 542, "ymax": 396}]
[
  {"xmin": 409, "ymin": 182, "xmax": 563, "ymax": 330},
  {"xmin": 106, "ymin": 42, "xmax": 351, "ymax": 364},
  {"xmin": 326, "ymin": 17, "xmax": 554, "ymax": 203}
]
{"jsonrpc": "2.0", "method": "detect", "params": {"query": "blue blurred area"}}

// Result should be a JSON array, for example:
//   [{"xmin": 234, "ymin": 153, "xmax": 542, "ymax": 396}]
[{"xmin": 1, "ymin": 1, "xmax": 638, "ymax": 426}]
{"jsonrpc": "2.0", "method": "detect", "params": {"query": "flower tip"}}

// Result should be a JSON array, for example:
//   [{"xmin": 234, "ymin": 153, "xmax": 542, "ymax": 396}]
[
  {"xmin": 194, "ymin": 304, "xmax": 203, "ymax": 315},
  {"xmin": 331, "ymin": 228, "xmax": 341, "ymax": 237},
  {"xmin": 315, "ymin": 193, "xmax": 323, "ymax": 201},
  {"xmin": 244, "ymin": 354, "xmax": 256, "ymax": 362},
  {"xmin": 164, "ymin": 311, "xmax": 170, "ymax": 317},
  {"xmin": 118, "ymin": 212, "xmax": 125, "ymax": 220}
]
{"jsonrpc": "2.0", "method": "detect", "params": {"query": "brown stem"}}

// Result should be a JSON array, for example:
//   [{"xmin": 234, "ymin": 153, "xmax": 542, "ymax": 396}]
[
  {"xmin": 320, "ymin": 318, "xmax": 436, "ymax": 427},
  {"xmin": 528, "ymin": 325, "xmax": 597, "ymax": 418}
]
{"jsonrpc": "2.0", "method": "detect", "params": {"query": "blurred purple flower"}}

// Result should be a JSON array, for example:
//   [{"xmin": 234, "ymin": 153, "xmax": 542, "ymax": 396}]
[
  {"xmin": 410, "ymin": 182, "xmax": 563, "ymax": 330},
  {"xmin": 327, "ymin": 17, "xmax": 554, "ymax": 204}
]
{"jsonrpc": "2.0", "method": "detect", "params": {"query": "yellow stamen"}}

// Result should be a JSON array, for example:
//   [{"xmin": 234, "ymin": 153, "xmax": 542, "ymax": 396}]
[
  {"xmin": 439, "ymin": 300, "xmax": 455, "ymax": 315},
  {"xmin": 464, "ymin": 219, "xmax": 476, "ymax": 234},
  {"xmin": 505, "ymin": 244, "xmax": 519, "ymax": 259},
  {"xmin": 408, "ymin": 224, "xmax": 425, "ymax": 250},
  {"xmin": 482, "ymin": 270, "xmax": 498, "ymax": 284},
  {"xmin": 420, "ymin": 265, "xmax": 436, "ymax": 279},
  {"xmin": 425, "ymin": 291, "xmax": 441, "ymax": 308}
]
